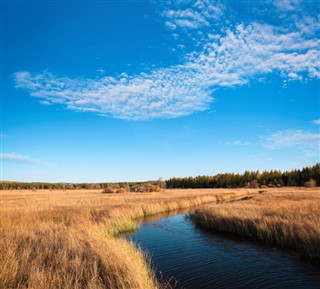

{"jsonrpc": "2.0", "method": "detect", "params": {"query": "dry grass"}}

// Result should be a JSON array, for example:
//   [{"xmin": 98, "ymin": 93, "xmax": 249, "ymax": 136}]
[
  {"xmin": 189, "ymin": 187, "xmax": 320, "ymax": 259},
  {"xmin": 0, "ymin": 188, "xmax": 258, "ymax": 289}
]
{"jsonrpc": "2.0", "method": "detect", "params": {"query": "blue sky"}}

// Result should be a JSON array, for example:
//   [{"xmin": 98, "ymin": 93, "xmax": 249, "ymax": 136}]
[{"xmin": 1, "ymin": 0, "xmax": 319, "ymax": 182}]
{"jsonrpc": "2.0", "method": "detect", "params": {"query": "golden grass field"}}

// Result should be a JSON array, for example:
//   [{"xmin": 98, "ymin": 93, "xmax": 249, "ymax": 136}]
[
  {"xmin": 0, "ymin": 188, "xmax": 258, "ymax": 289},
  {"xmin": 190, "ymin": 187, "xmax": 320, "ymax": 259}
]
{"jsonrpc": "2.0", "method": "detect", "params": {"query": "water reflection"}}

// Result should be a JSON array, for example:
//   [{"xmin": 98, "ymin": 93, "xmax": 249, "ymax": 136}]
[{"xmin": 127, "ymin": 213, "xmax": 320, "ymax": 289}]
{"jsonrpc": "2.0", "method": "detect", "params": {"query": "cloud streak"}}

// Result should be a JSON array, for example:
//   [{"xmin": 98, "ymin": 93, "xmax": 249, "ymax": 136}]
[
  {"xmin": 225, "ymin": 140, "xmax": 251, "ymax": 146},
  {"xmin": 264, "ymin": 129, "xmax": 320, "ymax": 150},
  {"xmin": 312, "ymin": 119, "xmax": 320, "ymax": 125},
  {"xmin": 1, "ymin": 153, "xmax": 51, "ymax": 166}
]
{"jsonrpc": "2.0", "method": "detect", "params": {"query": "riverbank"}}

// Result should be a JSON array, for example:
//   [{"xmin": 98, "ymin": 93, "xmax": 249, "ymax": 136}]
[
  {"xmin": 189, "ymin": 187, "xmax": 320, "ymax": 259},
  {"xmin": 128, "ymin": 210, "xmax": 320, "ymax": 289},
  {"xmin": 0, "ymin": 188, "xmax": 258, "ymax": 289}
]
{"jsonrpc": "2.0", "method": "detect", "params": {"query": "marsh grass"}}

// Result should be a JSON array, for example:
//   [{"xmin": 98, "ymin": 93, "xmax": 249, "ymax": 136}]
[
  {"xmin": 0, "ymin": 188, "xmax": 259, "ymax": 289},
  {"xmin": 0, "ymin": 190, "xmax": 257, "ymax": 289},
  {"xmin": 189, "ymin": 188, "xmax": 320, "ymax": 259}
]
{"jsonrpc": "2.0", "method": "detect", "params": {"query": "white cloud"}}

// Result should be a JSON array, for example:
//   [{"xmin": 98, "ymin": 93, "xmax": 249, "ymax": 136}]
[
  {"xmin": 270, "ymin": 0, "xmax": 301, "ymax": 11},
  {"xmin": 14, "ymin": 21, "xmax": 320, "ymax": 120},
  {"xmin": 225, "ymin": 140, "xmax": 251, "ymax": 146},
  {"xmin": 1, "ymin": 153, "xmax": 51, "ymax": 165},
  {"xmin": 164, "ymin": 9, "xmax": 208, "ymax": 29},
  {"xmin": 165, "ymin": 21, "xmax": 177, "ymax": 30},
  {"xmin": 295, "ymin": 16, "xmax": 320, "ymax": 35},
  {"xmin": 312, "ymin": 119, "xmax": 320, "ymax": 125},
  {"xmin": 264, "ymin": 129, "xmax": 320, "ymax": 149},
  {"xmin": 162, "ymin": 0, "xmax": 223, "ymax": 30},
  {"xmin": 287, "ymin": 72, "xmax": 303, "ymax": 80},
  {"xmin": 39, "ymin": 100, "xmax": 52, "ymax": 105},
  {"xmin": 96, "ymin": 68, "xmax": 105, "ymax": 74},
  {"xmin": 14, "ymin": 68, "xmax": 212, "ymax": 120},
  {"xmin": 195, "ymin": 0, "xmax": 224, "ymax": 19}
]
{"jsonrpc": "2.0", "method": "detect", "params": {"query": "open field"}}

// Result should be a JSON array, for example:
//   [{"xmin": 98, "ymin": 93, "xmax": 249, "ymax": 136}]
[
  {"xmin": 0, "ymin": 188, "xmax": 258, "ymax": 289},
  {"xmin": 190, "ymin": 187, "xmax": 320, "ymax": 259}
]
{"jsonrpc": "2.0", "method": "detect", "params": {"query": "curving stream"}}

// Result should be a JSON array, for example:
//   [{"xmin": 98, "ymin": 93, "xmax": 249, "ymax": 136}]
[{"xmin": 126, "ymin": 209, "xmax": 320, "ymax": 289}]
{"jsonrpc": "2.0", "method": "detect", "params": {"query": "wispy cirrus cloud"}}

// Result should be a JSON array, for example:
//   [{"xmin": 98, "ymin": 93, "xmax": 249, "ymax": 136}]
[
  {"xmin": 1, "ymin": 153, "xmax": 52, "ymax": 166},
  {"xmin": 264, "ymin": 129, "xmax": 320, "ymax": 150}
]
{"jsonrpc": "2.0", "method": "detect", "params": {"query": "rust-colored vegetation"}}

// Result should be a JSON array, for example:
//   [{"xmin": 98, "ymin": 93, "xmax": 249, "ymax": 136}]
[
  {"xmin": 0, "ymin": 188, "xmax": 257, "ymax": 289},
  {"xmin": 189, "ymin": 188, "xmax": 320, "ymax": 259}
]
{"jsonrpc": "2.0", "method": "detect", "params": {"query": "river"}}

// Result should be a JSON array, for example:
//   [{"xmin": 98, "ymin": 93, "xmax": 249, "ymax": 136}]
[{"xmin": 127, "ymin": 209, "xmax": 320, "ymax": 289}]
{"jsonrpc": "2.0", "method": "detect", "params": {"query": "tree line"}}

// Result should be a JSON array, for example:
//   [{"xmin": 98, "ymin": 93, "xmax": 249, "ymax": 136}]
[
  {"xmin": 0, "ymin": 181, "xmax": 151, "ymax": 190},
  {"xmin": 166, "ymin": 164, "xmax": 319, "ymax": 189},
  {"xmin": 1, "ymin": 164, "xmax": 318, "ymax": 190}
]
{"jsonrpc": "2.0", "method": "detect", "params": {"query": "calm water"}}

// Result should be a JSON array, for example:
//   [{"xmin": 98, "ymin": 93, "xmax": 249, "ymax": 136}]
[{"xmin": 127, "ymin": 211, "xmax": 320, "ymax": 289}]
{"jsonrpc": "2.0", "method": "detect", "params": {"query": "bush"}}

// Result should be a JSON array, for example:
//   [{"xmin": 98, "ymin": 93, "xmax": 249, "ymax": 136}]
[
  {"xmin": 304, "ymin": 179, "xmax": 317, "ymax": 188},
  {"xmin": 249, "ymin": 179, "xmax": 259, "ymax": 188},
  {"xmin": 130, "ymin": 184, "xmax": 161, "ymax": 193},
  {"xmin": 102, "ymin": 187, "xmax": 116, "ymax": 194}
]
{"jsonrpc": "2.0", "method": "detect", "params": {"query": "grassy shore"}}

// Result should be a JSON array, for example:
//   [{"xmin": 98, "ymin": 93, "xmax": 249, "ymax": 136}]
[
  {"xmin": 0, "ymin": 188, "xmax": 258, "ymax": 289},
  {"xmin": 189, "ymin": 188, "xmax": 320, "ymax": 259}
]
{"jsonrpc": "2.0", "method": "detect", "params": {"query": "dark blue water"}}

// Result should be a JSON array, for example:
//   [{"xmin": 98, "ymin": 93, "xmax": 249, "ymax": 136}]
[{"xmin": 127, "ymin": 212, "xmax": 320, "ymax": 289}]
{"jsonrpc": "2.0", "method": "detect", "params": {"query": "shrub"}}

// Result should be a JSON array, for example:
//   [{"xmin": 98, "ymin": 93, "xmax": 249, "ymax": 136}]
[
  {"xmin": 115, "ymin": 188, "xmax": 127, "ymax": 194},
  {"xmin": 102, "ymin": 187, "xmax": 116, "ymax": 194},
  {"xmin": 249, "ymin": 179, "xmax": 259, "ymax": 188},
  {"xmin": 130, "ymin": 184, "xmax": 161, "ymax": 193},
  {"xmin": 304, "ymin": 179, "xmax": 317, "ymax": 188}
]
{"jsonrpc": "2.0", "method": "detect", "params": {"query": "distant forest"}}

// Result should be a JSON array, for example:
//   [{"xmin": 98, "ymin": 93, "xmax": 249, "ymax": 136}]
[
  {"xmin": 166, "ymin": 164, "xmax": 319, "ymax": 189},
  {"xmin": 0, "ymin": 181, "xmax": 143, "ymax": 191},
  {"xmin": 0, "ymin": 164, "xmax": 319, "ymax": 190}
]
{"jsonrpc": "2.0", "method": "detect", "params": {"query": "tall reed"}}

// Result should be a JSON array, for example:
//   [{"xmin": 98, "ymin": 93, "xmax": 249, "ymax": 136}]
[
  {"xmin": 0, "ymin": 188, "xmax": 258, "ymax": 288},
  {"xmin": 189, "ymin": 188, "xmax": 320, "ymax": 259}
]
